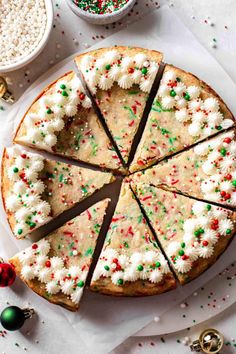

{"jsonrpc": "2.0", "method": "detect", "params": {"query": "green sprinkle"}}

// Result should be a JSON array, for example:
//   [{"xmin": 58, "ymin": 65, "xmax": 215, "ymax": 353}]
[
  {"xmin": 59, "ymin": 174, "xmax": 63, "ymax": 182},
  {"xmin": 47, "ymin": 108, "xmax": 53, "ymax": 114},
  {"xmin": 124, "ymin": 241, "xmax": 129, "ymax": 248},
  {"xmin": 170, "ymin": 89, "xmax": 176, "ymax": 97},
  {"xmin": 105, "ymin": 64, "xmax": 111, "ymax": 70},
  {"xmin": 13, "ymin": 167, "xmax": 19, "ymax": 173},
  {"xmin": 104, "ymin": 265, "xmax": 110, "ymax": 271},
  {"xmin": 77, "ymin": 280, "xmax": 84, "ymax": 288},
  {"xmin": 141, "ymin": 67, "xmax": 148, "ymax": 75},
  {"xmin": 232, "ymin": 180, "xmax": 236, "ymax": 187},
  {"xmin": 184, "ymin": 92, "xmax": 190, "ymax": 101},
  {"xmin": 60, "ymin": 84, "xmax": 66, "ymax": 89},
  {"xmin": 61, "ymin": 90, "xmax": 68, "ymax": 97},
  {"xmin": 220, "ymin": 148, "xmax": 226, "ymax": 156},
  {"xmin": 85, "ymin": 247, "xmax": 93, "ymax": 256},
  {"xmin": 117, "ymin": 279, "xmax": 123, "ymax": 285},
  {"xmin": 181, "ymin": 242, "xmax": 185, "ymax": 248},
  {"xmin": 207, "ymin": 204, "xmax": 212, "ymax": 211},
  {"xmin": 156, "ymin": 262, "xmax": 161, "ymax": 268},
  {"xmin": 137, "ymin": 264, "xmax": 144, "ymax": 271},
  {"xmin": 17, "ymin": 228, "xmax": 23, "ymax": 235},
  {"xmin": 226, "ymin": 229, "xmax": 232, "ymax": 234}
]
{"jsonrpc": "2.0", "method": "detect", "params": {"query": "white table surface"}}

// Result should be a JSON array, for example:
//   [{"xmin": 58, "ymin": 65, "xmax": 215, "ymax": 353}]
[{"xmin": 1, "ymin": 1, "xmax": 236, "ymax": 353}]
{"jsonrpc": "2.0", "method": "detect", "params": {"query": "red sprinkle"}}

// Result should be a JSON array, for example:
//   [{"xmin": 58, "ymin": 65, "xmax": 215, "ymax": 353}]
[{"xmin": 45, "ymin": 260, "xmax": 51, "ymax": 268}]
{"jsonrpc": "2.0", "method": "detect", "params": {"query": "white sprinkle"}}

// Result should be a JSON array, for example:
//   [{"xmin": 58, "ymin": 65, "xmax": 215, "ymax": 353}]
[
  {"xmin": 154, "ymin": 316, "xmax": 160, "ymax": 323},
  {"xmin": 180, "ymin": 303, "xmax": 186, "ymax": 308},
  {"xmin": 193, "ymin": 292, "xmax": 198, "ymax": 296},
  {"xmin": 56, "ymin": 44, "xmax": 61, "ymax": 49},
  {"xmin": 72, "ymin": 250, "xmax": 78, "ymax": 256}
]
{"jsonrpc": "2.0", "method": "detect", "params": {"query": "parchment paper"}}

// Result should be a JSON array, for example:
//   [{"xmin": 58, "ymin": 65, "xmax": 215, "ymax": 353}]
[{"xmin": 0, "ymin": 6, "xmax": 235, "ymax": 354}]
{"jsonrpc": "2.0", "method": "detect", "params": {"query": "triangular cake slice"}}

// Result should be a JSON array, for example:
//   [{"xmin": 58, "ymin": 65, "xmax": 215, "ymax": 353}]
[
  {"xmin": 90, "ymin": 182, "xmax": 176, "ymax": 296},
  {"xmin": 75, "ymin": 46, "xmax": 163, "ymax": 165},
  {"xmin": 132, "ymin": 130, "xmax": 236, "ymax": 208},
  {"xmin": 9, "ymin": 199, "xmax": 110, "ymax": 311},
  {"xmin": 130, "ymin": 65, "xmax": 234, "ymax": 172},
  {"xmin": 14, "ymin": 71, "xmax": 123, "ymax": 172},
  {"xmin": 133, "ymin": 183, "xmax": 236, "ymax": 284},
  {"xmin": 1, "ymin": 146, "xmax": 114, "ymax": 238}
]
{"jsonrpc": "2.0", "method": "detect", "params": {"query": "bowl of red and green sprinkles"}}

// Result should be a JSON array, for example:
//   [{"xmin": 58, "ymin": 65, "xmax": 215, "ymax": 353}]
[{"xmin": 66, "ymin": 0, "xmax": 136, "ymax": 25}]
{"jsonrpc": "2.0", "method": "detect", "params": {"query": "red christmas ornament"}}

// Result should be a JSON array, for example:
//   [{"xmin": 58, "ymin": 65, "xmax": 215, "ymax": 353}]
[{"xmin": 0, "ymin": 259, "xmax": 16, "ymax": 287}]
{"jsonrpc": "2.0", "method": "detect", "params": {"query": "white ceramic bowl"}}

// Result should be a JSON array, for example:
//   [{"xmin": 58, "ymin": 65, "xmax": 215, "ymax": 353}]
[
  {"xmin": 66, "ymin": 0, "xmax": 136, "ymax": 25},
  {"xmin": 0, "ymin": 0, "xmax": 54, "ymax": 73}
]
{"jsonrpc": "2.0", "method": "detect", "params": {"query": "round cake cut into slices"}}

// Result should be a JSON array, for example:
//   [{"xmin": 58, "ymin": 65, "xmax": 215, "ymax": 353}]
[
  {"xmin": 133, "ymin": 183, "xmax": 236, "ymax": 285},
  {"xmin": 90, "ymin": 182, "xmax": 176, "ymax": 296},
  {"xmin": 14, "ymin": 71, "xmax": 124, "ymax": 172},
  {"xmin": 130, "ymin": 64, "xmax": 235, "ymax": 173},
  {"xmin": 132, "ymin": 129, "xmax": 236, "ymax": 208},
  {"xmin": 1, "ymin": 146, "xmax": 114, "ymax": 238},
  {"xmin": 9, "ymin": 199, "xmax": 110, "ymax": 312},
  {"xmin": 75, "ymin": 46, "xmax": 163, "ymax": 165}
]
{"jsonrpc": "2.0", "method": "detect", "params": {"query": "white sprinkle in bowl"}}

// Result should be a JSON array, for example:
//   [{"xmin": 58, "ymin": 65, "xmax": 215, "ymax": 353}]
[
  {"xmin": 66, "ymin": 0, "xmax": 136, "ymax": 25},
  {"xmin": 0, "ymin": 0, "xmax": 54, "ymax": 73}
]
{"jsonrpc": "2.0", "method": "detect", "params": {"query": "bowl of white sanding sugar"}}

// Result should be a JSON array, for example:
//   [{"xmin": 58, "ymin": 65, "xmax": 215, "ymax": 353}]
[{"xmin": 0, "ymin": 0, "xmax": 53, "ymax": 73}]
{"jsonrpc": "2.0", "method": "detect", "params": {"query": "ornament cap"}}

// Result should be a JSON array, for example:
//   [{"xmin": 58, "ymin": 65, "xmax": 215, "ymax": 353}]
[
  {"xmin": 22, "ymin": 308, "xmax": 35, "ymax": 320},
  {"xmin": 190, "ymin": 328, "xmax": 224, "ymax": 353},
  {"xmin": 0, "ymin": 77, "xmax": 14, "ymax": 103}
]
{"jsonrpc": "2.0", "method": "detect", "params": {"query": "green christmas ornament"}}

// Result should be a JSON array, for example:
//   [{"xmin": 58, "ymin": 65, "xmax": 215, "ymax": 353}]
[{"xmin": 0, "ymin": 306, "xmax": 35, "ymax": 331}]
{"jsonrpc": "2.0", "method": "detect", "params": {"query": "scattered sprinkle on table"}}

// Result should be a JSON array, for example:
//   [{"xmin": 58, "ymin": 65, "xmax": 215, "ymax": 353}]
[{"xmin": 72, "ymin": 0, "xmax": 130, "ymax": 14}]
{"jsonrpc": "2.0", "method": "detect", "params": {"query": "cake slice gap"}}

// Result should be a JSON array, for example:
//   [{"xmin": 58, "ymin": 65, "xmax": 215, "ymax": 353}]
[
  {"xmin": 90, "ymin": 181, "xmax": 176, "ymax": 296},
  {"xmin": 1, "ymin": 146, "xmax": 114, "ymax": 239},
  {"xmin": 132, "ymin": 183, "xmax": 236, "ymax": 285},
  {"xmin": 130, "ymin": 64, "xmax": 234, "ymax": 173},
  {"xmin": 9, "ymin": 199, "xmax": 110, "ymax": 311},
  {"xmin": 14, "ymin": 71, "xmax": 124, "ymax": 173},
  {"xmin": 75, "ymin": 46, "xmax": 163, "ymax": 166},
  {"xmin": 132, "ymin": 129, "xmax": 236, "ymax": 209}
]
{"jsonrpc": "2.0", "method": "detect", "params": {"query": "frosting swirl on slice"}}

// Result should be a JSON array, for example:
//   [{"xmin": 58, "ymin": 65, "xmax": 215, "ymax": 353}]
[
  {"xmin": 158, "ymin": 69, "xmax": 233, "ymax": 138},
  {"xmin": 194, "ymin": 131, "xmax": 236, "ymax": 206},
  {"xmin": 92, "ymin": 249, "xmax": 169, "ymax": 285},
  {"xmin": 23, "ymin": 74, "xmax": 92, "ymax": 150},
  {"xmin": 5, "ymin": 147, "xmax": 51, "ymax": 238},
  {"xmin": 79, "ymin": 50, "xmax": 159, "ymax": 94},
  {"xmin": 17, "ymin": 239, "xmax": 87, "ymax": 305},
  {"xmin": 167, "ymin": 201, "xmax": 234, "ymax": 273}
]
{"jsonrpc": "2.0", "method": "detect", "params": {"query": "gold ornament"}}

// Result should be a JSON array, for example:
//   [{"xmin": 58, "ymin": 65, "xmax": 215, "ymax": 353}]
[
  {"xmin": 0, "ymin": 77, "xmax": 14, "ymax": 103},
  {"xmin": 190, "ymin": 328, "xmax": 224, "ymax": 353}
]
